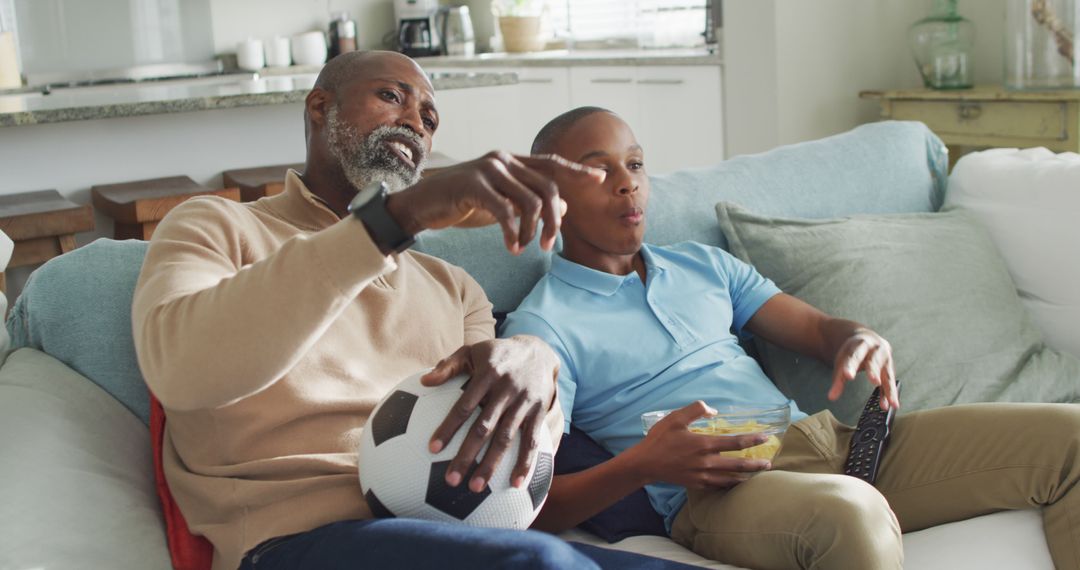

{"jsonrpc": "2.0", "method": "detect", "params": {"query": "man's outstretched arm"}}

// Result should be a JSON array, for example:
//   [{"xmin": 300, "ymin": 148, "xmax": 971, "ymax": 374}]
[{"xmin": 744, "ymin": 294, "xmax": 900, "ymax": 410}]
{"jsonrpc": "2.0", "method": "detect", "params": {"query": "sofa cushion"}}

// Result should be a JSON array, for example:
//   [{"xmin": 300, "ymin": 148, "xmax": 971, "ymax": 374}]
[
  {"xmin": 415, "ymin": 227, "xmax": 557, "ymax": 314},
  {"xmin": 150, "ymin": 393, "xmax": 213, "ymax": 570},
  {"xmin": 6, "ymin": 238, "xmax": 151, "ymax": 423},
  {"xmin": 560, "ymin": 509, "xmax": 1054, "ymax": 570},
  {"xmin": 554, "ymin": 426, "xmax": 668, "ymax": 542},
  {"xmin": 0, "ymin": 348, "xmax": 170, "ymax": 569},
  {"xmin": 715, "ymin": 203, "xmax": 1080, "ymax": 424},
  {"xmin": 647, "ymin": 121, "xmax": 947, "ymax": 251},
  {"xmin": 946, "ymin": 147, "xmax": 1080, "ymax": 359}
]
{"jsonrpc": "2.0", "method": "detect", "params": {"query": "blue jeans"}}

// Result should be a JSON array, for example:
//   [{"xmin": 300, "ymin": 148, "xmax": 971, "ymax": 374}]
[{"xmin": 238, "ymin": 519, "xmax": 699, "ymax": 570}]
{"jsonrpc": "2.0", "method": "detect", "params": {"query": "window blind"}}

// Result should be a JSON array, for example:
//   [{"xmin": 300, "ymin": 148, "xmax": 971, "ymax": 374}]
[{"xmin": 546, "ymin": 0, "xmax": 708, "ymax": 47}]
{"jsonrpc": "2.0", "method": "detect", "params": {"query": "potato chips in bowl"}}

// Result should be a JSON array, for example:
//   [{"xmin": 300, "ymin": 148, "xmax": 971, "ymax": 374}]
[{"xmin": 642, "ymin": 403, "xmax": 792, "ymax": 462}]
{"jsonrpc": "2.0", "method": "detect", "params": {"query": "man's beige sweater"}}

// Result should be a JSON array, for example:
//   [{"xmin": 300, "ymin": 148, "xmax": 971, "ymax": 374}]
[{"xmin": 132, "ymin": 171, "xmax": 562, "ymax": 570}]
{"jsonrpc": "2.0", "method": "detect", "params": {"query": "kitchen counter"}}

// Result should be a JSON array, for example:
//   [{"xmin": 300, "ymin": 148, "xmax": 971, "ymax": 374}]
[
  {"xmin": 414, "ymin": 47, "xmax": 721, "ymax": 68},
  {"xmin": 0, "ymin": 71, "xmax": 517, "ymax": 128}
]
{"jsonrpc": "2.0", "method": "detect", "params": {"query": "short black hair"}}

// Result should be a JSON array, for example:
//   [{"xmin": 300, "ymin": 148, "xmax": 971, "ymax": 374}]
[{"xmin": 531, "ymin": 106, "xmax": 615, "ymax": 155}]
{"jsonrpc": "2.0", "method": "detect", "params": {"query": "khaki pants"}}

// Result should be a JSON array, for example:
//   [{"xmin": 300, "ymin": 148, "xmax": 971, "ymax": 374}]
[{"xmin": 670, "ymin": 404, "xmax": 1080, "ymax": 570}]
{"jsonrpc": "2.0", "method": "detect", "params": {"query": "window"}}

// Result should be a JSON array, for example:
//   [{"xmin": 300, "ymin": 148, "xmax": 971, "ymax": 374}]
[{"xmin": 546, "ymin": 0, "xmax": 709, "ymax": 48}]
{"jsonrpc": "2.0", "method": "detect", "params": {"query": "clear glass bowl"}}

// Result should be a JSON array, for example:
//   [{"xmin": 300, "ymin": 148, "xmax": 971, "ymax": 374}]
[{"xmin": 641, "ymin": 403, "xmax": 792, "ymax": 461}]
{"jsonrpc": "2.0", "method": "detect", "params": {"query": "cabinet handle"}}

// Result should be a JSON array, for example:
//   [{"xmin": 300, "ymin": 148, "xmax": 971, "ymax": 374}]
[
  {"xmin": 519, "ymin": 78, "xmax": 554, "ymax": 84},
  {"xmin": 636, "ymin": 79, "xmax": 685, "ymax": 85},
  {"xmin": 590, "ymin": 78, "xmax": 633, "ymax": 84},
  {"xmin": 957, "ymin": 102, "xmax": 982, "ymax": 120}
]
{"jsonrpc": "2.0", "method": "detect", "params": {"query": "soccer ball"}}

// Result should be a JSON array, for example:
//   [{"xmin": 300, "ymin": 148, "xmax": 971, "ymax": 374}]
[{"xmin": 358, "ymin": 370, "xmax": 555, "ymax": 528}]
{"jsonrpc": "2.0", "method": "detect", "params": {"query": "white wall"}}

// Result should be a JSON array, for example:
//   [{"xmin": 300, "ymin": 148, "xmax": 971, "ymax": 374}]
[
  {"xmin": 724, "ymin": 0, "xmax": 1006, "ymax": 157},
  {"xmin": 209, "ymin": 0, "xmax": 396, "ymax": 55}
]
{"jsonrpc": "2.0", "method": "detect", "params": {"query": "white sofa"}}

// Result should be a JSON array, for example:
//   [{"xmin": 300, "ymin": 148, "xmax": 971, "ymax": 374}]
[{"xmin": 1, "ymin": 123, "xmax": 1073, "ymax": 569}]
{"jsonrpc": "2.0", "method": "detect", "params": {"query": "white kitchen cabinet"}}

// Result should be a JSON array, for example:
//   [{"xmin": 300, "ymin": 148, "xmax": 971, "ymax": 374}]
[
  {"xmin": 635, "ymin": 66, "xmax": 724, "ymax": 173},
  {"xmin": 424, "ymin": 63, "xmax": 724, "ymax": 173},
  {"xmin": 570, "ymin": 65, "xmax": 724, "ymax": 174},
  {"xmin": 425, "ymin": 66, "xmax": 572, "ymax": 158},
  {"xmin": 512, "ymin": 67, "xmax": 572, "ymax": 154},
  {"xmin": 427, "ymin": 78, "xmax": 520, "ymax": 161},
  {"xmin": 569, "ymin": 66, "xmax": 639, "ymax": 128}
]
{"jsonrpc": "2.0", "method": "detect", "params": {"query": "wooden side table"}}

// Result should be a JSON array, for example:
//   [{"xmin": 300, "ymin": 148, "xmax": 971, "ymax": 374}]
[
  {"xmin": 0, "ymin": 189, "xmax": 95, "ymax": 292},
  {"xmin": 223, "ymin": 162, "xmax": 304, "ymax": 202},
  {"xmin": 860, "ymin": 86, "xmax": 1080, "ymax": 168},
  {"xmin": 91, "ymin": 176, "xmax": 240, "ymax": 240}
]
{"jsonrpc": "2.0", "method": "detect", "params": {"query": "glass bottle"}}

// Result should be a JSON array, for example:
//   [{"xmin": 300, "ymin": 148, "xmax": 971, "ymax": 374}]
[
  {"xmin": 1005, "ymin": 0, "xmax": 1079, "ymax": 90},
  {"xmin": 908, "ymin": 0, "xmax": 976, "ymax": 89}
]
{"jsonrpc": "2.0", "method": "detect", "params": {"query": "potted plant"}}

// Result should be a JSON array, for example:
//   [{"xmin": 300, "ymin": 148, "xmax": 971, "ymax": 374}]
[{"xmin": 492, "ymin": 0, "xmax": 546, "ymax": 53}]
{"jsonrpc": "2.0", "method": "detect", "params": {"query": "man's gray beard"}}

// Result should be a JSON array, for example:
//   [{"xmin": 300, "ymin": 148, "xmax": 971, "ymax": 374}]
[{"xmin": 325, "ymin": 107, "xmax": 427, "ymax": 193}]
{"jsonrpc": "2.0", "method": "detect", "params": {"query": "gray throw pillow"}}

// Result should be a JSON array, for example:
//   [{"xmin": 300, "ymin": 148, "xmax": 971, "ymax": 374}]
[{"xmin": 715, "ymin": 202, "xmax": 1080, "ymax": 424}]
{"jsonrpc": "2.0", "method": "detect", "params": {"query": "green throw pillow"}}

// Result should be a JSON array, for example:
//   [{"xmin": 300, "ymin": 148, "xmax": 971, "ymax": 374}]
[{"xmin": 716, "ymin": 202, "xmax": 1080, "ymax": 424}]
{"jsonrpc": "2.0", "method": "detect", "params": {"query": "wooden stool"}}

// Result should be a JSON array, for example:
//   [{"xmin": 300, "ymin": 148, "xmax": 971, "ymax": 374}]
[
  {"xmin": 223, "ymin": 162, "xmax": 304, "ymax": 202},
  {"xmin": 91, "ymin": 176, "xmax": 240, "ymax": 240},
  {"xmin": 0, "ymin": 189, "xmax": 95, "ymax": 292}
]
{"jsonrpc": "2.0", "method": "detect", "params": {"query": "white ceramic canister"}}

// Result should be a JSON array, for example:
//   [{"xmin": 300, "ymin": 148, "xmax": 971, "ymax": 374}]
[
  {"xmin": 291, "ymin": 31, "xmax": 327, "ymax": 66},
  {"xmin": 236, "ymin": 38, "xmax": 265, "ymax": 71},
  {"xmin": 264, "ymin": 36, "xmax": 292, "ymax": 68}
]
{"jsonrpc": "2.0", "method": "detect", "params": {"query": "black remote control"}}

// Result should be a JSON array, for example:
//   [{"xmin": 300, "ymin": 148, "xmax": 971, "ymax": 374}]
[{"xmin": 843, "ymin": 381, "xmax": 899, "ymax": 486}]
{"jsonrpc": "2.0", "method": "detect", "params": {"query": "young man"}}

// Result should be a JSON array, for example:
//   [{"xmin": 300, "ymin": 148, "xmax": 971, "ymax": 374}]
[
  {"xmin": 133, "ymin": 53, "xmax": 695, "ymax": 570},
  {"xmin": 503, "ymin": 107, "xmax": 1080, "ymax": 570}
]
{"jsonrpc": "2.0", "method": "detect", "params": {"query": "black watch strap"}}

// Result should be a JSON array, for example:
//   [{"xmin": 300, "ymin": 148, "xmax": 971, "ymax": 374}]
[{"xmin": 350, "ymin": 183, "xmax": 416, "ymax": 254}]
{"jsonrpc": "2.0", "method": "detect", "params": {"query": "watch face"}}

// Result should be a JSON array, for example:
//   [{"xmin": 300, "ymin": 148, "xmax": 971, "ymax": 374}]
[{"xmin": 348, "ymin": 181, "xmax": 386, "ymax": 213}]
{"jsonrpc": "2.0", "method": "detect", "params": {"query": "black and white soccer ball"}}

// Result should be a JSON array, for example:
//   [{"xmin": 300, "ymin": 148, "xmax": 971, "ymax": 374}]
[{"xmin": 358, "ymin": 370, "xmax": 555, "ymax": 528}]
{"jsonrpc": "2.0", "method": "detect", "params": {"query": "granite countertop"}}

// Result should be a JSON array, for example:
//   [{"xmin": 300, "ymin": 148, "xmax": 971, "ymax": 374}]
[
  {"xmin": 0, "ymin": 71, "xmax": 516, "ymax": 128},
  {"xmin": 414, "ymin": 47, "xmax": 721, "ymax": 68}
]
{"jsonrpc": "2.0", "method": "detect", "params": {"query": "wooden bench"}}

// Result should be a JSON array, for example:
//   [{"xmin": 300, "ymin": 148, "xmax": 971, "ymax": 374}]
[
  {"xmin": 0, "ymin": 189, "xmax": 95, "ymax": 292},
  {"xmin": 91, "ymin": 176, "xmax": 240, "ymax": 240}
]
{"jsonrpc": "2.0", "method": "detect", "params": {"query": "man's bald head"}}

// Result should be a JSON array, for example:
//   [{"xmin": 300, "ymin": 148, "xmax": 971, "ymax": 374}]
[{"xmin": 313, "ymin": 50, "xmax": 433, "ymax": 100}]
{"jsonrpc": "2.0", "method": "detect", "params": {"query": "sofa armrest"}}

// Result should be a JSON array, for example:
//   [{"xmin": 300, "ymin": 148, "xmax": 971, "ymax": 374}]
[{"xmin": 0, "ymin": 348, "xmax": 170, "ymax": 569}]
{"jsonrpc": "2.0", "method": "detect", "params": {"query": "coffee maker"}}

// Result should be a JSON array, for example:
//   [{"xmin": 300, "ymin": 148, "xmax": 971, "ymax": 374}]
[{"xmin": 395, "ymin": 0, "xmax": 441, "ymax": 57}]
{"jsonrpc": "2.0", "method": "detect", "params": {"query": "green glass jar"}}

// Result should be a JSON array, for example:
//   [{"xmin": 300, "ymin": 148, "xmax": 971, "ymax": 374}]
[{"xmin": 908, "ymin": 0, "xmax": 976, "ymax": 89}]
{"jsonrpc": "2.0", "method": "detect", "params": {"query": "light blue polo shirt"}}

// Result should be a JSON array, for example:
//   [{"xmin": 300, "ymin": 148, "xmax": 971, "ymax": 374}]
[{"xmin": 501, "ymin": 242, "xmax": 807, "ymax": 531}]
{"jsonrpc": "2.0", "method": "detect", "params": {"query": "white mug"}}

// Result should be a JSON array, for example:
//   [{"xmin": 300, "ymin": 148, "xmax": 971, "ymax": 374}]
[
  {"xmin": 236, "ymin": 38, "xmax": 264, "ymax": 71},
  {"xmin": 264, "ymin": 36, "xmax": 292, "ymax": 68}
]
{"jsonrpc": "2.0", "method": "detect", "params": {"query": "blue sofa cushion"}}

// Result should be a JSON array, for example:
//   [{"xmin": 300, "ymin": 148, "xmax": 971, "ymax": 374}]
[
  {"xmin": 641, "ymin": 120, "xmax": 946, "ymax": 250},
  {"xmin": 7, "ymin": 239, "xmax": 151, "ymax": 423}
]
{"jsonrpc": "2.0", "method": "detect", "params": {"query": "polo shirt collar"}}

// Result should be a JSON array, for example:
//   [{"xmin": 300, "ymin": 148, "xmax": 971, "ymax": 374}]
[{"xmin": 550, "ymin": 244, "xmax": 667, "ymax": 296}]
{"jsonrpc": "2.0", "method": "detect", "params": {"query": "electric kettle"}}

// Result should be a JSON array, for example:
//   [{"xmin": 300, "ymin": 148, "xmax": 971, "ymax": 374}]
[{"xmin": 436, "ymin": 6, "xmax": 475, "ymax": 57}]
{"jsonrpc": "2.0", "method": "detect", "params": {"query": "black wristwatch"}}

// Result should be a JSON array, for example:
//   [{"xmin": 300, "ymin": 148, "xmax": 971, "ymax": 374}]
[{"xmin": 348, "ymin": 181, "xmax": 416, "ymax": 254}]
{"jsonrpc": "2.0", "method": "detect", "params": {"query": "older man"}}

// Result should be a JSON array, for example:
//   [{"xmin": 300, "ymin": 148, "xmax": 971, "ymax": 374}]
[{"xmin": 132, "ymin": 51, "xmax": 693, "ymax": 570}]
